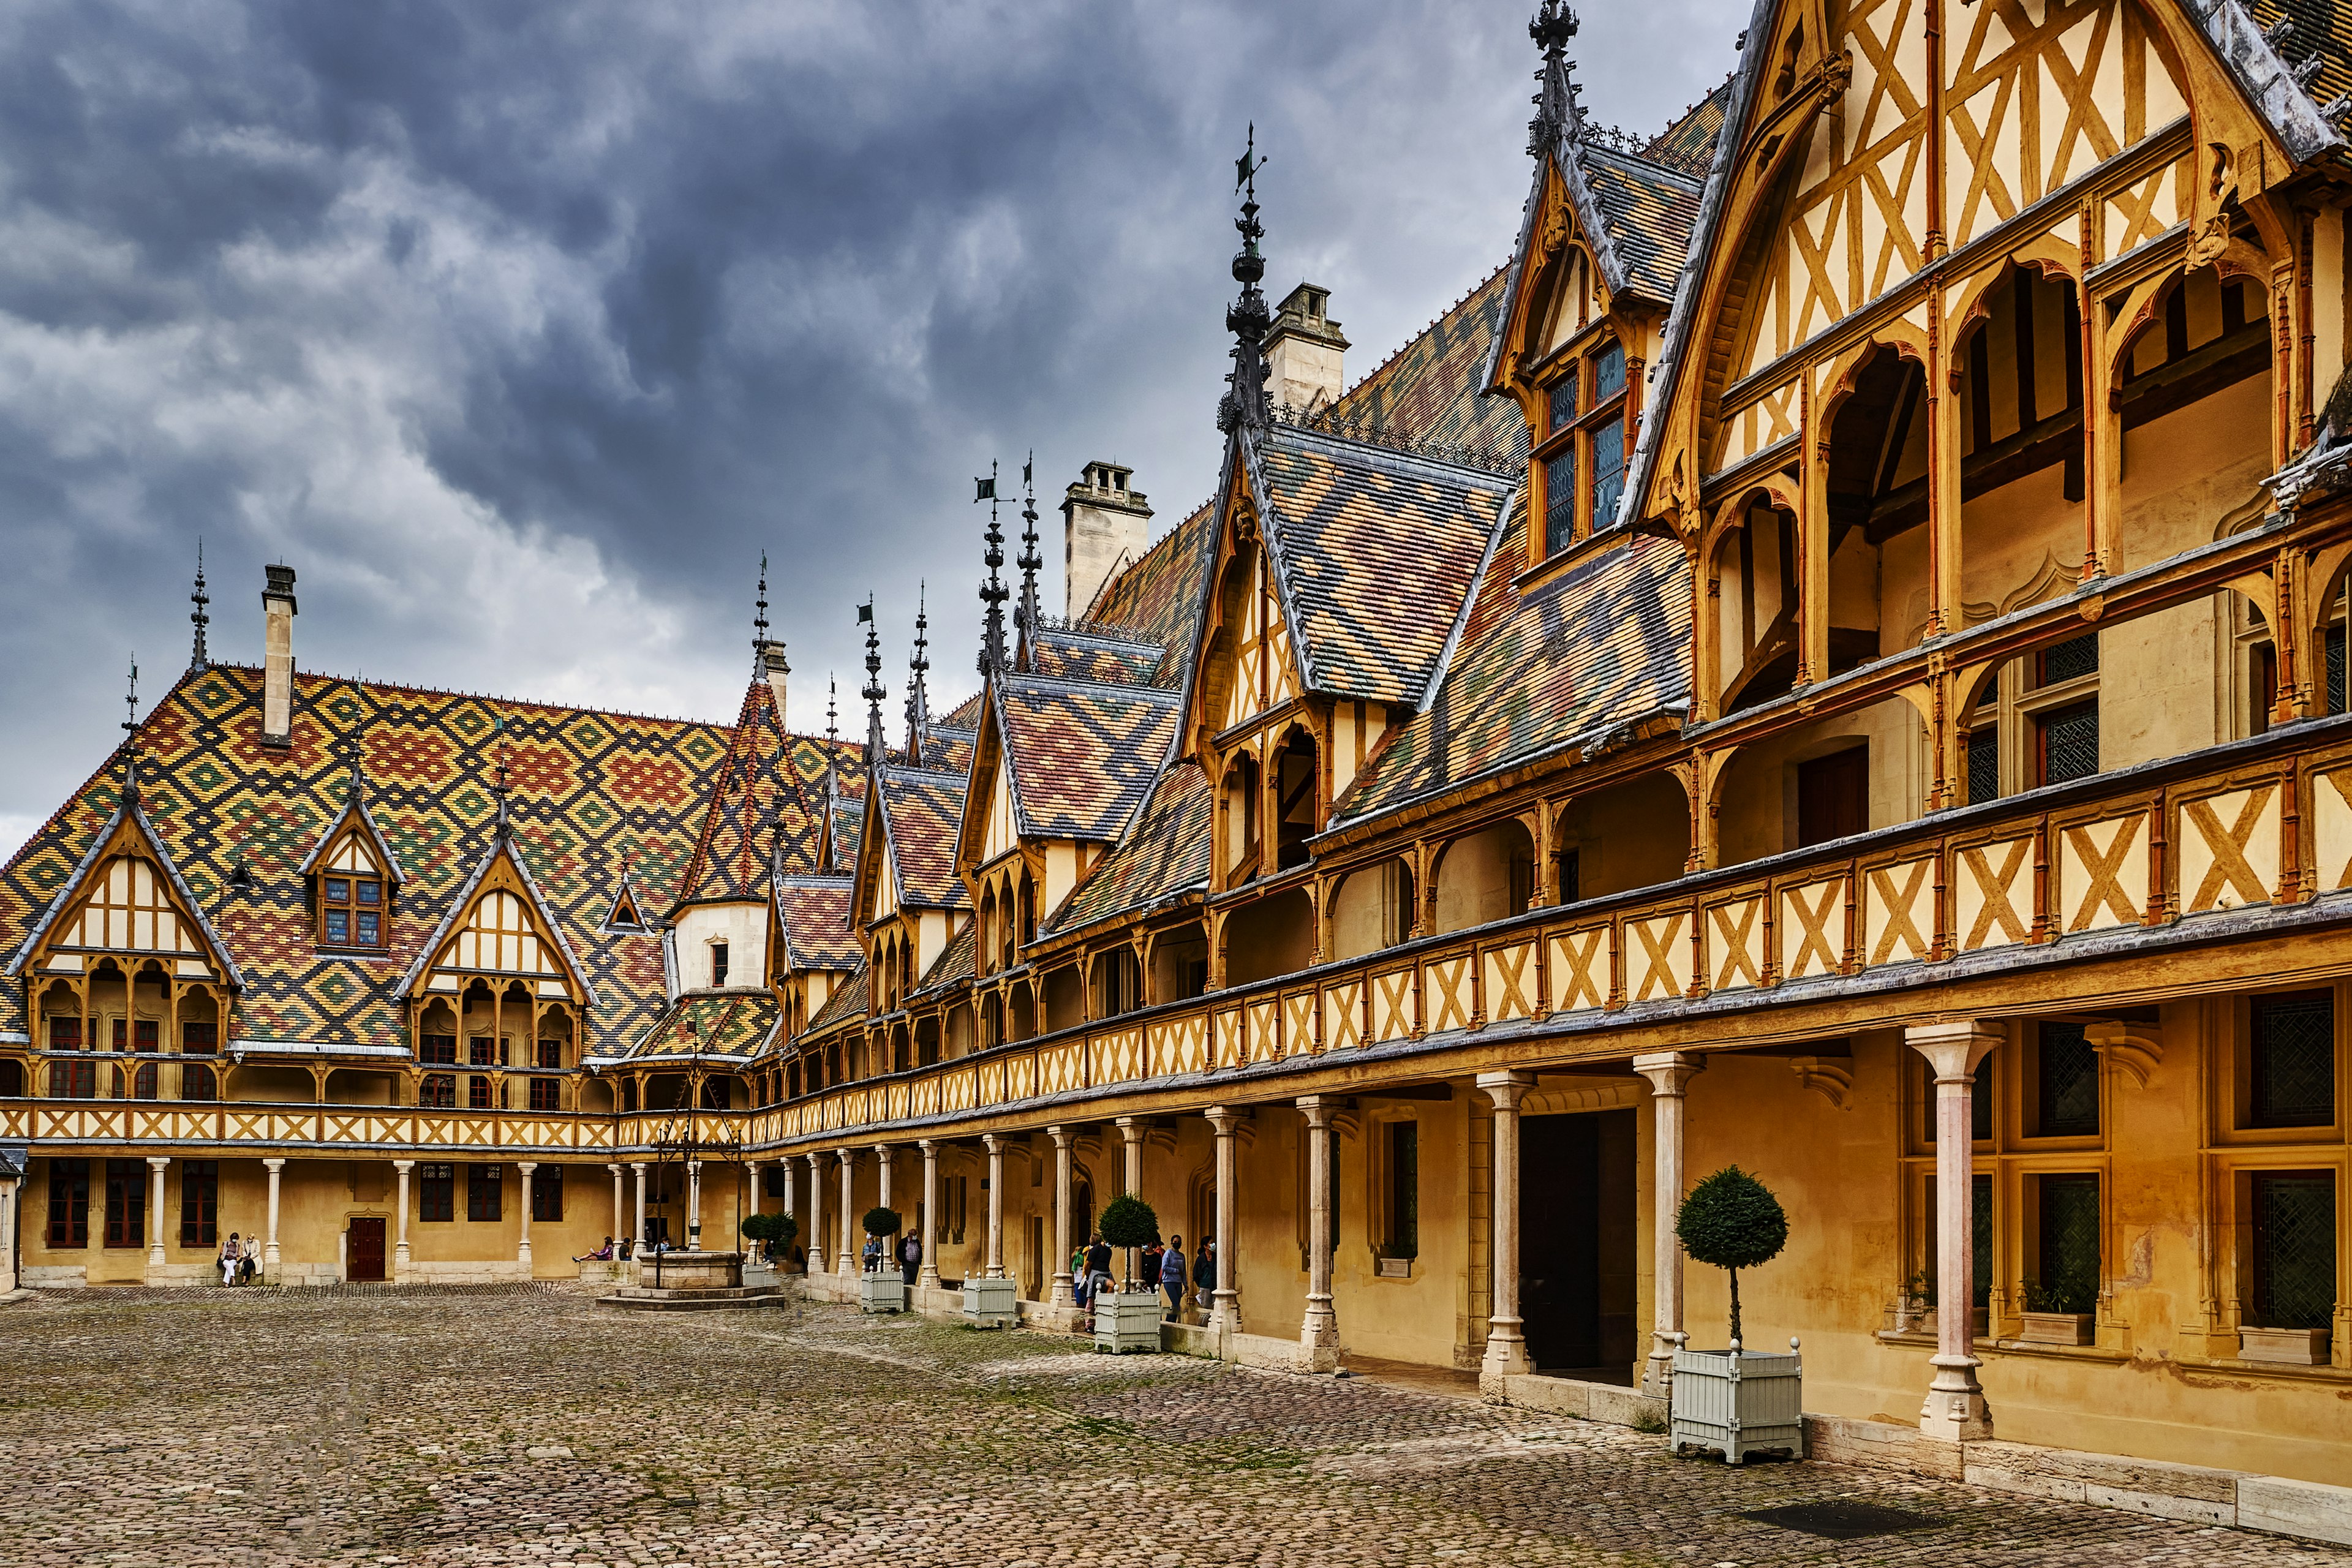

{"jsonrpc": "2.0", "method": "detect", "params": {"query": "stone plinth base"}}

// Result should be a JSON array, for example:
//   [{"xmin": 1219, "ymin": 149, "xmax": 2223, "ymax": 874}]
[
  {"xmin": 628, "ymin": 1250, "xmax": 744, "ymax": 1291},
  {"xmin": 600, "ymin": 1283, "xmax": 782, "ymax": 1313}
]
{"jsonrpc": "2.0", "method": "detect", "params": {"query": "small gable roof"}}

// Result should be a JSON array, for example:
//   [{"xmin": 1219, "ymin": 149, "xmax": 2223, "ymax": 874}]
[
  {"xmin": 996, "ymin": 676, "xmax": 1180, "ymax": 842},
  {"xmin": 295, "ymin": 774, "xmax": 407, "ymax": 886},
  {"xmin": 804, "ymin": 963, "xmax": 869, "ymax": 1035},
  {"xmin": 777, "ymin": 874, "xmax": 859, "ymax": 971},
  {"xmin": 6, "ymin": 796, "xmax": 244, "ymax": 988},
  {"xmin": 870, "ymin": 766, "xmax": 970, "ymax": 912},
  {"xmin": 671, "ymin": 676, "xmax": 856, "ymax": 915},
  {"xmin": 1044, "ymin": 763, "xmax": 1213, "ymax": 938},
  {"xmin": 396, "ymin": 824, "xmax": 599, "ymax": 1007}
]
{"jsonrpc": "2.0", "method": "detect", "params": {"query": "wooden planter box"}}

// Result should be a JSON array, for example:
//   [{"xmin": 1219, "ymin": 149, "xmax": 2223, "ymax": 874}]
[
  {"xmin": 2017, "ymin": 1311, "xmax": 2094, "ymax": 1346},
  {"xmin": 858, "ymin": 1272, "xmax": 907, "ymax": 1314},
  {"xmin": 1093, "ymin": 1289, "xmax": 1164, "ymax": 1354},
  {"xmin": 1668, "ymin": 1346, "xmax": 1803, "ymax": 1464},
  {"xmin": 2239, "ymin": 1325, "xmax": 2330, "ymax": 1365},
  {"xmin": 962, "ymin": 1276, "xmax": 1019, "ymax": 1329}
]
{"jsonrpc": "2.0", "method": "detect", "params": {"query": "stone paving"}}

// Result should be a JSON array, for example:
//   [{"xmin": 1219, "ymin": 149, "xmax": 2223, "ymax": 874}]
[{"xmin": 0, "ymin": 1283, "xmax": 2345, "ymax": 1567}]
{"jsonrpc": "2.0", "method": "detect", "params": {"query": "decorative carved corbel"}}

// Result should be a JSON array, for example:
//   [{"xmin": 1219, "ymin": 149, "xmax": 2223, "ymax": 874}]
[
  {"xmin": 1789, "ymin": 1056, "xmax": 1853, "ymax": 1109},
  {"xmin": 2084, "ymin": 1022, "xmax": 2163, "ymax": 1088}
]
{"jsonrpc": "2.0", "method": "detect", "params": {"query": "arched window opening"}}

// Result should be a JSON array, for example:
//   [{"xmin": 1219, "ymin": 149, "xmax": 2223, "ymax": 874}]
[
  {"xmin": 1431, "ymin": 821, "xmax": 1536, "ymax": 935},
  {"xmin": 1330, "ymin": 858, "xmax": 1415, "ymax": 961},
  {"xmin": 1222, "ymin": 888, "xmax": 1314, "ymax": 987},
  {"xmin": 1223, "ymin": 755, "xmax": 1261, "ymax": 881},
  {"xmin": 1147, "ymin": 924, "xmax": 1210, "ymax": 1006},
  {"xmin": 1275, "ymin": 731, "xmax": 1319, "ymax": 870}
]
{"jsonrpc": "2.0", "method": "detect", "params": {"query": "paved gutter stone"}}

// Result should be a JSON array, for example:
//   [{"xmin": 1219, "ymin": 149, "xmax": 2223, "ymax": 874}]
[{"xmin": 0, "ymin": 1284, "xmax": 2345, "ymax": 1566}]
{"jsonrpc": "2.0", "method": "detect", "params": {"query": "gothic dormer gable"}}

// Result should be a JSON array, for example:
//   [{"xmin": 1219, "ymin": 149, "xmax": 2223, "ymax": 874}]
[
  {"xmin": 398, "ymin": 835, "xmax": 593, "ymax": 1007},
  {"xmin": 6, "ymin": 805, "xmax": 241, "ymax": 987},
  {"xmin": 1189, "ymin": 450, "xmax": 1303, "ymax": 751}
]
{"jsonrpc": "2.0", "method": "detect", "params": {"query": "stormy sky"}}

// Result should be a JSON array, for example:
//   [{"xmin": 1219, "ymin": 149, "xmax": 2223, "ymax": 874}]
[{"xmin": 0, "ymin": 0, "xmax": 1749, "ymax": 858}]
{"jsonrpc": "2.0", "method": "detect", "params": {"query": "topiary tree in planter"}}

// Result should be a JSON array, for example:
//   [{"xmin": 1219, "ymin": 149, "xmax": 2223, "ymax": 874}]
[
  {"xmin": 1675, "ymin": 1165, "xmax": 1789, "ymax": 1346},
  {"xmin": 1098, "ymin": 1193, "xmax": 1158, "ymax": 1291},
  {"xmin": 741, "ymin": 1212, "xmax": 798, "ymax": 1263}
]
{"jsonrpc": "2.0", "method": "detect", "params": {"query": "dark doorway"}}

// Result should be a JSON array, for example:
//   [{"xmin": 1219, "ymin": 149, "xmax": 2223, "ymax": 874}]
[
  {"xmin": 1519, "ymin": 1109, "xmax": 1637, "ymax": 1379},
  {"xmin": 348, "ymin": 1217, "xmax": 386, "ymax": 1282},
  {"xmin": 1796, "ymin": 745, "xmax": 1869, "ymax": 847}
]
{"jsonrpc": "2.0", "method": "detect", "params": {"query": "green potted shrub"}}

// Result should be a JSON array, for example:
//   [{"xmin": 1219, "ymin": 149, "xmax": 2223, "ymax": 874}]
[
  {"xmin": 741, "ymin": 1212, "xmax": 798, "ymax": 1269},
  {"xmin": 859, "ymin": 1207, "xmax": 905, "ymax": 1313},
  {"xmin": 1667, "ymin": 1166, "xmax": 1804, "ymax": 1464},
  {"xmin": 2019, "ymin": 1270, "xmax": 2098, "ymax": 1346},
  {"xmin": 1093, "ymin": 1193, "xmax": 1163, "ymax": 1354}
]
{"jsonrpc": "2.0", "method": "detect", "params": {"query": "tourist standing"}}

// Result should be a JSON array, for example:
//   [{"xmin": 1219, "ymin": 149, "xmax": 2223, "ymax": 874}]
[
  {"xmin": 1193, "ymin": 1239, "xmax": 1216, "ymax": 1314},
  {"xmin": 1084, "ymin": 1234, "xmax": 1112, "ymax": 1302},
  {"xmin": 1159, "ymin": 1236, "xmax": 1188, "ymax": 1322},
  {"xmin": 899, "ymin": 1232, "xmax": 921, "ymax": 1287}
]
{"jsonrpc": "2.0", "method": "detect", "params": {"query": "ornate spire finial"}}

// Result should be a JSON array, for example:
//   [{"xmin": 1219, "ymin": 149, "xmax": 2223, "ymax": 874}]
[
  {"xmin": 120, "ymin": 655, "xmax": 141, "ymax": 805},
  {"xmin": 826, "ymin": 674, "xmax": 839, "ymax": 747},
  {"xmin": 976, "ymin": 458, "xmax": 1009, "ymax": 675},
  {"xmin": 1217, "ymin": 125, "xmax": 1273, "ymax": 437},
  {"xmin": 1528, "ymin": 2, "xmax": 1583, "ymax": 157},
  {"xmin": 752, "ymin": 551, "xmax": 771, "ymax": 676},
  {"xmin": 905, "ymin": 583, "xmax": 932, "ymax": 760},
  {"xmin": 490, "ymin": 712, "xmax": 512, "ymax": 834},
  {"xmin": 189, "ymin": 542, "xmax": 211, "ymax": 672},
  {"xmin": 1016, "ymin": 453, "xmax": 1043, "ymax": 668},
  {"xmin": 858, "ymin": 598, "xmax": 887, "ymax": 767}
]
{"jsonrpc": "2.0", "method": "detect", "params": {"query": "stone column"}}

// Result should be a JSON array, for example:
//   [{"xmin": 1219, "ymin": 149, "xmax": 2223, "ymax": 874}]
[
  {"xmin": 146, "ymin": 1156, "xmax": 169, "ymax": 1270},
  {"xmin": 516, "ymin": 1161, "xmax": 537, "ymax": 1266},
  {"xmin": 803, "ymin": 1153, "xmax": 827, "ymax": 1274},
  {"xmin": 982, "ymin": 1134, "xmax": 1007, "ymax": 1280},
  {"xmin": 607, "ymin": 1163, "xmax": 624, "ymax": 1248},
  {"xmin": 918, "ymin": 1139, "xmax": 941, "ymax": 1289},
  {"xmin": 1116, "ymin": 1115, "xmax": 1142, "ymax": 1195},
  {"xmin": 1632, "ymin": 1051, "xmax": 1704, "ymax": 1393},
  {"xmin": 1047, "ymin": 1125, "xmax": 1074, "ymax": 1308},
  {"xmin": 874, "ymin": 1143, "xmax": 894, "ymax": 1218},
  {"xmin": 1205, "ymin": 1107, "xmax": 1242, "ymax": 1334},
  {"xmin": 836, "ymin": 1150, "xmax": 855, "ymax": 1274},
  {"xmin": 1909, "ymin": 1019, "xmax": 2000, "ymax": 1442},
  {"xmin": 631, "ymin": 1161, "xmax": 649, "ymax": 1250},
  {"xmin": 393, "ymin": 1160, "xmax": 414, "ymax": 1268},
  {"xmin": 263, "ymin": 1158, "xmax": 285, "ymax": 1268},
  {"xmin": 685, "ymin": 1159, "xmax": 703, "ymax": 1250},
  {"xmin": 0, "ymin": 1175, "xmax": 18, "ymax": 1292},
  {"xmin": 1475, "ymin": 1072, "xmax": 1534, "ymax": 1386},
  {"xmin": 1295, "ymin": 1097, "xmax": 1338, "ymax": 1360}
]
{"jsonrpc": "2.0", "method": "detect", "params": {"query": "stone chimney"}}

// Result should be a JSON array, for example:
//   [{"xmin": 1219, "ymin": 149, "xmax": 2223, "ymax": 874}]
[
  {"xmin": 1061, "ymin": 462, "xmax": 1152, "ymax": 620},
  {"xmin": 1264, "ymin": 284, "xmax": 1349, "ymax": 414},
  {"xmin": 260, "ymin": 565, "xmax": 298, "ymax": 747},
  {"xmin": 760, "ymin": 641, "xmax": 790, "ymax": 720}
]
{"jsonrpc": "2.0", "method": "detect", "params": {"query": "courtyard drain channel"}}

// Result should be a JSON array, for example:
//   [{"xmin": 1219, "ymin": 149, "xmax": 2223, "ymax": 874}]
[{"xmin": 1738, "ymin": 1501, "xmax": 1947, "ymax": 1540}]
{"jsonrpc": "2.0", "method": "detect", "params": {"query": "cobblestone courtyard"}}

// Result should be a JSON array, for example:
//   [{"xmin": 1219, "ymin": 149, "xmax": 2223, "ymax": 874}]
[{"xmin": 1, "ymin": 1285, "xmax": 2344, "ymax": 1567}]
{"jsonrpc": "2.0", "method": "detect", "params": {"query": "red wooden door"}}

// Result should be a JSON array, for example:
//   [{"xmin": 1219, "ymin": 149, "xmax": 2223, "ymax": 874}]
[{"xmin": 348, "ymin": 1217, "xmax": 386, "ymax": 1282}]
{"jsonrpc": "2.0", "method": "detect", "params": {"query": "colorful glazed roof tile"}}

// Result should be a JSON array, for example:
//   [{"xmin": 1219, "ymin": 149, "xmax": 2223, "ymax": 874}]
[
  {"xmin": 1044, "ymin": 763, "xmax": 1212, "ymax": 937},
  {"xmin": 1644, "ymin": 75, "xmax": 1732, "ymax": 175},
  {"xmin": 0, "ymin": 666, "xmax": 724, "ymax": 1051},
  {"xmin": 1247, "ymin": 424, "xmax": 1510, "ymax": 707},
  {"xmin": 1322, "ymin": 264, "xmax": 1528, "ymax": 461},
  {"xmin": 913, "ymin": 725, "xmax": 976, "ymax": 775},
  {"xmin": 294, "ymin": 767, "xmax": 407, "ymax": 886},
  {"xmin": 910, "ymin": 919, "xmax": 975, "ymax": 999},
  {"xmin": 394, "ymin": 821, "xmax": 599, "ymax": 1006},
  {"xmin": 803, "ymin": 963, "xmax": 869, "ymax": 1036},
  {"xmin": 1025, "ymin": 627, "xmax": 1164, "ymax": 687},
  {"xmin": 824, "ymin": 787, "xmax": 865, "ymax": 873},
  {"xmin": 777, "ymin": 874, "xmax": 859, "ymax": 971},
  {"xmin": 1333, "ymin": 497, "xmax": 1691, "ymax": 825},
  {"xmin": 1579, "ymin": 144, "xmax": 1703, "ymax": 304},
  {"xmin": 872, "ymin": 766, "xmax": 970, "ymax": 910},
  {"xmin": 620, "ymin": 990, "xmax": 780, "ymax": 1063},
  {"xmin": 1082, "ymin": 501, "xmax": 1219, "ymax": 684},
  {"xmin": 997, "ymin": 676, "xmax": 1180, "ymax": 841},
  {"xmin": 673, "ymin": 676, "xmax": 858, "ymax": 913}
]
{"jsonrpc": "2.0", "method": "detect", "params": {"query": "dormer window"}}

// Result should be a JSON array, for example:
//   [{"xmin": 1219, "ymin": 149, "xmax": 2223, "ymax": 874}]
[
  {"xmin": 322, "ymin": 873, "xmax": 386, "ymax": 950},
  {"xmin": 710, "ymin": 941, "xmax": 729, "ymax": 988},
  {"xmin": 1534, "ymin": 336, "xmax": 1630, "ymax": 560}
]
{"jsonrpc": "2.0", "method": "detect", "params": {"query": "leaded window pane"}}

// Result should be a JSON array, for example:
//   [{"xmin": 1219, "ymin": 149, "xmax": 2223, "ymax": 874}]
[
  {"xmin": 1589, "ymin": 415, "xmax": 1626, "ymax": 528},
  {"xmin": 1548, "ymin": 374, "xmax": 1577, "ymax": 432},
  {"xmin": 1544, "ymin": 449, "xmax": 1577, "ymax": 556},
  {"xmin": 1591, "ymin": 340, "xmax": 1626, "ymax": 402},
  {"xmin": 2038, "ymin": 699, "xmax": 2098, "ymax": 786},
  {"xmin": 2038, "ymin": 1022, "xmax": 2099, "ymax": 1136},
  {"xmin": 2033, "ymin": 1174, "xmax": 2101, "ymax": 1314},
  {"xmin": 2252, "ymin": 1172, "xmax": 2337, "ymax": 1331},
  {"xmin": 1966, "ymin": 727, "xmax": 1998, "ymax": 805},
  {"xmin": 325, "ymin": 910, "xmax": 349, "ymax": 944},
  {"xmin": 2252, "ymin": 992, "xmax": 2334, "ymax": 1128},
  {"xmin": 2329, "ymin": 625, "xmax": 2346, "ymax": 717},
  {"xmin": 2041, "ymin": 633, "xmax": 2099, "ymax": 684}
]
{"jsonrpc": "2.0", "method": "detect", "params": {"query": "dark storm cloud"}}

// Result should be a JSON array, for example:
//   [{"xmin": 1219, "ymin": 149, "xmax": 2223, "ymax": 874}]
[{"xmin": 0, "ymin": 0, "xmax": 1748, "ymax": 855}]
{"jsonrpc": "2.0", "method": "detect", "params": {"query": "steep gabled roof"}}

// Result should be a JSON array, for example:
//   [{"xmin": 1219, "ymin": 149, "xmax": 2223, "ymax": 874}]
[
  {"xmin": 1578, "ymin": 144, "xmax": 1705, "ymax": 303},
  {"xmin": 1082, "ymin": 500, "xmax": 1221, "ymax": 685},
  {"xmin": 777, "ymin": 873, "xmax": 860, "ymax": 972},
  {"xmin": 1043, "ymin": 763, "xmax": 1213, "ymax": 938},
  {"xmin": 1332, "ymin": 491, "xmax": 1690, "ymax": 827},
  {"xmin": 870, "ymin": 765, "xmax": 970, "ymax": 912},
  {"xmin": 295, "ymin": 770, "xmax": 407, "ymax": 886},
  {"xmin": 1325, "ymin": 263, "xmax": 1528, "ymax": 460},
  {"xmin": 5, "ymin": 793, "xmax": 245, "ymax": 989},
  {"xmin": 910, "ymin": 919, "xmax": 976, "ymax": 1000},
  {"xmin": 671, "ymin": 676, "xmax": 857, "ymax": 914},
  {"xmin": 1026, "ymin": 625, "xmax": 1165, "ymax": 687},
  {"xmin": 396, "ymin": 822, "xmax": 600, "ymax": 1008},
  {"xmin": 1243, "ymin": 423, "xmax": 1512, "ymax": 707},
  {"xmin": 804, "ymin": 963, "xmax": 870, "ymax": 1035},
  {"xmin": 614, "ymin": 990, "xmax": 780, "ymax": 1064},
  {"xmin": 996, "ymin": 675, "xmax": 1181, "ymax": 840}
]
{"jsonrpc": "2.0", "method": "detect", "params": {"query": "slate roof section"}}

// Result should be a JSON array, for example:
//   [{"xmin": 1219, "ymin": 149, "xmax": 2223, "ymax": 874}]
[
  {"xmin": 1333, "ymin": 493, "xmax": 1692, "ymax": 826},
  {"xmin": 1322, "ymin": 265, "xmax": 1528, "ymax": 462},
  {"xmin": 1645, "ymin": 75, "xmax": 1733, "ymax": 175},
  {"xmin": 673, "ymin": 676, "xmax": 856, "ymax": 912},
  {"xmin": 1027, "ymin": 627, "xmax": 1164, "ymax": 688},
  {"xmin": 0, "ymin": 666, "xmax": 723, "ymax": 1051},
  {"xmin": 997, "ymin": 677, "xmax": 1181, "ymax": 841},
  {"xmin": 621, "ymin": 990, "xmax": 780, "ymax": 1062},
  {"xmin": 777, "ymin": 874, "xmax": 860, "ymax": 971},
  {"xmin": 873, "ymin": 767, "xmax": 971, "ymax": 910},
  {"xmin": 1044, "ymin": 763, "xmax": 1213, "ymax": 938},
  {"xmin": 1580, "ymin": 145, "xmax": 1705, "ymax": 303},
  {"xmin": 804, "ymin": 963, "xmax": 869, "ymax": 1035},
  {"xmin": 1248, "ymin": 424, "xmax": 1512, "ymax": 707}
]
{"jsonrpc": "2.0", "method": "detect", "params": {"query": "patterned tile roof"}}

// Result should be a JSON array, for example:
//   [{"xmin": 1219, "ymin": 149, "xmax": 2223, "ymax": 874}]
[
  {"xmin": 941, "ymin": 690, "xmax": 987, "ymax": 729},
  {"xmin": 803, "ymin": 963, "xmax": 869, "ymax": 1036},
  {"xmin": 777, "ymin": 874, "xmax": 859, "ymax": 971},
  {"xmin": 1644, "ymin": 75, "xmax": 1733, "ymax": 175},
  {"xmin": 873, "ymin": 766, "xmax": 970, "ymax": 910},
  {"xmin": 1323, "ymin": 265, "xmax": 1529, "ymax": 462},
  {"xmin": 1333, "ymin": 494, "xmax": 1691, "ymax": 824},
  {"xmin": 914, "ymin": 725, "xmax": 976, "ymax": 775},
  {"xmin": 1082, "ymin": 501, "xmax": 1220, "ymax": 684},
  {"xmin": 825, "ymin": 788, "xmax": 865, "ymax": 873},
  {"xmin": 910, "ymin": 919, "xmax": 975, "ymax": 999},
  {"xmin": 1249, "ymin": 424, "xmax": 1510, "ymax": 707},
  {"xmin": 1025, "ymin": 627, "xmax": 1164, "ymax": 687},
  {"xmin": 1044, "ymin": 763, "xmax": 1212, "ymax": 937},
  {"xmin": 620, "ymin": 990, "xmax": 780, "ymax": 1063},
  {"xmin": 998, "ymin": 676, "xmax": 1180, "ymax": 841},
  {"xmin": 1580, "ymin": 145, "xmax": 1704, "ymax": 303},
  {"xmin": 673, "ymin": 677, "xmax": 858, "ymax": 912},
  {"xmin": 0, "ymin": 665, "xmax": 721, "ymax": 1051}
]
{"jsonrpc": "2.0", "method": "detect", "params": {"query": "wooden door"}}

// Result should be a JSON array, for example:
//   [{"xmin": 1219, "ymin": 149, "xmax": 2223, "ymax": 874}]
[{"xmin": 348, "ymin": 1217, "xmax": 386, "ymax": 1282}]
